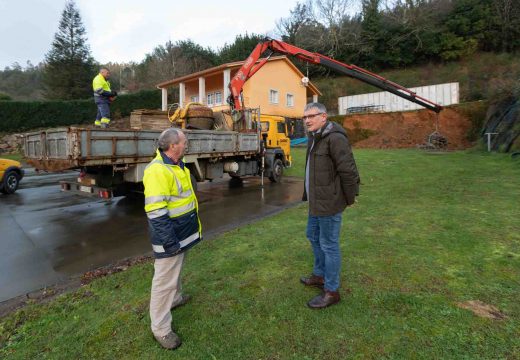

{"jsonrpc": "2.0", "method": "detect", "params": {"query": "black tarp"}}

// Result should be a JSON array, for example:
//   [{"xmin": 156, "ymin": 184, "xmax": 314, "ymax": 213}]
[{"xmin": 482, "ymin": 96, "xmax": 520, "ymax": 152}]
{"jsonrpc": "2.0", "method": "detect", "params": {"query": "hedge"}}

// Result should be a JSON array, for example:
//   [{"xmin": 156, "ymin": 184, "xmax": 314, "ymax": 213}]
[{"xmin": 0, "ymin": 90, "xmax": 161, "ymax": 132}]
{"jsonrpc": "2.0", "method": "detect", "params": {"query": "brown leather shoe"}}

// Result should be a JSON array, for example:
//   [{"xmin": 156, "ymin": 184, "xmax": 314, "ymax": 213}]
[
  {"xmin": 300, "ymin": 274, "xmax": 324, "ymax": 288},
  {"xmin": 154, "ymin": 331, "xmax": 182, "ymax": 350},
  {"xmin": 307, "ymin": 290, "xmax": 341, "ymax": 309},
  {"xmin": 171, "ymin": 294, "xmax": 191, "ymax": 310}
]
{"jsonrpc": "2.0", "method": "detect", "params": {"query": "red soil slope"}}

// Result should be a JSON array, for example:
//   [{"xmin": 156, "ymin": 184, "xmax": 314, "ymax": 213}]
[{"xmin": 343, "ymin": 106, "xmax": 474, "ymax": 149}]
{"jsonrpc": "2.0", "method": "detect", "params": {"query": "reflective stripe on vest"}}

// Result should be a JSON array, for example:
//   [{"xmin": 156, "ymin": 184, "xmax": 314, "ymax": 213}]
[
  {"xmin": 145, "ymin": 195, "xmax": 167, "ymax": 205},
  {"xmin": 147, "ymin": 208, "xmax": 169, "ymax": 219},
  {"xmin": 168, "ymin": 202, "xmax": 195, "ymax": 217},
  {"xmin": 179, "ymin": 231, "xmax": 200, "ymax": 248},
  {"xmin": 145, "ymin": 190, "xmax": 193, "ymax": 206},
  {"xmin": 152, "ymin": 244, "xmax": 165, "ymax": 253},
  {"xmin": 151, "ymin": 231, "xmax": 199, "ymax": 254}
]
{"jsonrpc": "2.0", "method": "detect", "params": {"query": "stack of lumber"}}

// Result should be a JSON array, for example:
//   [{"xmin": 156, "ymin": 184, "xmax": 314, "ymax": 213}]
[{"xmin": 130, "ymin": 109, "xmax": 171, "ymax": 130}]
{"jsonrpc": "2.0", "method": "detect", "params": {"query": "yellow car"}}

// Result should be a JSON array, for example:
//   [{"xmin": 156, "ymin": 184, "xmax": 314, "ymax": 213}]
[{"xmin": 0, "ymin": 158, "xmax": 24, "ymax": 194}]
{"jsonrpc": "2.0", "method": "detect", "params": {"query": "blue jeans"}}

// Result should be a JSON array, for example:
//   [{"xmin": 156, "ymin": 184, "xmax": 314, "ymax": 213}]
[
  {"xmin": 95, "ymin": 98, "xmax": 111, "ymax": 121},
  {"xmin": 306, "ymin": 212, "xmax": 343, "ymax": 291}
]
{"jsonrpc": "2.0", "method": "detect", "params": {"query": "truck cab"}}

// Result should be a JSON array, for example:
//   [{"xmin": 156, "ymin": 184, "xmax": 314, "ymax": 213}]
[
  {"xmin": 259, "ymin": 115, "xmax": 291, "ymax": 166},
  {"xmin": 258, "ymin": 115, "xmax": 291, "ymax": 183}
]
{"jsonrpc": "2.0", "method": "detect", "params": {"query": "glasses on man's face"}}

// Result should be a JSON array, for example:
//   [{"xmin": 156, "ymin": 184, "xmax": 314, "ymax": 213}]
[{"xmin": 302, "ymin": 112, "xmax": 323, "ymax": 121}]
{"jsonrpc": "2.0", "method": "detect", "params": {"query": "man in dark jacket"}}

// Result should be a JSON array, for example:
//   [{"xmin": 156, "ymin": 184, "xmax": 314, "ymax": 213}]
[{"xmin": 300, "ymin": 102, "xmax": 360, "ymax": 309}]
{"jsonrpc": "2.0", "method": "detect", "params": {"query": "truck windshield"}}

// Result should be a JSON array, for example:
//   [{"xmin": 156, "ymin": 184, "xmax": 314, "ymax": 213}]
[{"xmin": 260, "ymin": 121, "xmax": 269, "ymax": 132}]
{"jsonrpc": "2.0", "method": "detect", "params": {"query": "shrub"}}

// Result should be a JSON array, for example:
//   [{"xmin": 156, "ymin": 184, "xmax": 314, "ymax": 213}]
[
  {"xmin": 0, "ymin": 90, "xmax": 161, "ymax": 132},
  {"xmin": 456, "ymin": 101, "xmax": 489, "ymax": 142},
  {"xmin": 0, "ymin": 92, "xmax": 12, "ymax": 101}
]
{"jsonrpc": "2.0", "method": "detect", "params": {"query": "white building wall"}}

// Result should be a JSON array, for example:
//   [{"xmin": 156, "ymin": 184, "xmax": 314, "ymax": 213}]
[{"xmin": 338, "ymin": 82, "xmax": 460, "ymax": 115}]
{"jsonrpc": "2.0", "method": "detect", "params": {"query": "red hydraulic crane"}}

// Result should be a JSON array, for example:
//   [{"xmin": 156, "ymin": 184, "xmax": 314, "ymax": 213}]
[{"xmin": 228, "ymin": 38, "xmax": 443, "ymax": 114}]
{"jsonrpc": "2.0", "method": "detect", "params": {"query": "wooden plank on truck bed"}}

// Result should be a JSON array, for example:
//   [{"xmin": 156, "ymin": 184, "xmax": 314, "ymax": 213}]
[{"xmin": 130, "ymin": 110, "xmax": 170, "ymax": 130}]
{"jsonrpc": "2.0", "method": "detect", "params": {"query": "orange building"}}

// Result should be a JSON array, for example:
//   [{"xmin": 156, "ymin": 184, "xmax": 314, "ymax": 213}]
[{"xmin": 156, "ymin": 56, "xmax": 321, "ymax": 118}]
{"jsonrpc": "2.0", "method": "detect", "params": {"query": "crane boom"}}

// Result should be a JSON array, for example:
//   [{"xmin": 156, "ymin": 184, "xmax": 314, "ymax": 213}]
[{"xmin": 228, "ymin": 38, "xmax": 443, "ymax": 113}]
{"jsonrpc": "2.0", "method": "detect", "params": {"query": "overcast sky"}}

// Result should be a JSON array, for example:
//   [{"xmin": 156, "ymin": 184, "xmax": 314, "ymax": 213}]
[{"xmin": 0, "ymin": 0, "xmax": 300, "ymax": 69}]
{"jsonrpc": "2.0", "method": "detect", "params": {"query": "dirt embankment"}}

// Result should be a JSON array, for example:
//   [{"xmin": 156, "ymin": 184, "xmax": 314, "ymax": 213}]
[{"xmin": 342, "ymin": 104, "xmax": 480, "ymax": 149}]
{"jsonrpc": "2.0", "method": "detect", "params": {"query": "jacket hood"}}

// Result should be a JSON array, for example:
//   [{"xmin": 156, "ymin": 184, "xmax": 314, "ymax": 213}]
[
  {"xmin": 311, "ymin": 121, "xmax": 347, "ymax": 142},
  {"xmin": 323, "ymin": 121, "xmax": 346, "ymax": 136}
]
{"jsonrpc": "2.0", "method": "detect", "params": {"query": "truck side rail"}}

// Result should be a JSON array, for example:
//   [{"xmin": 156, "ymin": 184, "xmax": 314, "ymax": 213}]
[{"xmin": 24, "ymin": 127, "xmax": 260, "ymax": 171}]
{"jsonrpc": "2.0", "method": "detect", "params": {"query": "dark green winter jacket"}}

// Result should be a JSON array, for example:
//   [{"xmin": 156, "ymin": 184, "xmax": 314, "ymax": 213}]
[{"xmin": 303, "ymin": 121, "xmax": 360, "ymax": 216}]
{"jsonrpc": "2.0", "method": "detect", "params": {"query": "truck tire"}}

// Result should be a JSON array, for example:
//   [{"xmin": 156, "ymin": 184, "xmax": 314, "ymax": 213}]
[
  {"xmin": 120, "ymin": 182, "xmax": 144, "ymax": 200},
  {"xmin": 229, "ymin": 176, "xmax": 243, "ymax": 188},
  {"xmin": 1, "ymin": 170, "xmax": 20, "ymax": 194},
  {"xmin": 269, "ymin": 159, "xmax": 283, "ymax": 183}
]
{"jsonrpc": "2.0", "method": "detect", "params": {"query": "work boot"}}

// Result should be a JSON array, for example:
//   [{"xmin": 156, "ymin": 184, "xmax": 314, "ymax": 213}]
[
  {"xmin": 94, "ymin": 120, "xmax": 101, "ymax": 127},
  {"xmin": 307, "ymin": 290, "xmax": 341, "ymax": 309},
  {"xmin": 154, "ymin": 331, "xmax": 182, "ymax": 350},
  {"xmin": 300, "ymin": 274, "xmax": 324, "ymax": 289},
  {"xmin": 171, "ymin": 294, "xmax": 191, "ymax": 310}
]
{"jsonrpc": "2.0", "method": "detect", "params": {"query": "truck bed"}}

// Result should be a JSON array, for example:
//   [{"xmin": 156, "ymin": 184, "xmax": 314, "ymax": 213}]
[{"xmin": 24, "ymin": 127, "xmax": 260, "ymax": 171}]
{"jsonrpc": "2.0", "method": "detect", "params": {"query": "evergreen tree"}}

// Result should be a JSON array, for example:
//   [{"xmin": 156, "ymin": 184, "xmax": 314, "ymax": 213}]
[
  {"xmin": 135, "ymin": 40, "xmax": 216, "ymax": 89},
  {"xmin": 359, "ymin": 0, "xmax": 383, "ymax": 68},
  {"xmin": 0, "ymin": 62, "xmax": 45, "ymax": 100},
  {"xmin": 218, "ymin": 33, "xmax": 266, "ymax": 64},
  {"xmin": 43, "ymin": 1, "xmax": 96, "ymax": 100}
]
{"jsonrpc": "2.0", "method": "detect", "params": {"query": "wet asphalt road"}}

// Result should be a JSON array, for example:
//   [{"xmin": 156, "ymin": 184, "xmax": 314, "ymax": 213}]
[{"xmin": 0, "ymin": 170, "xmax": 303, "ymax": 302}]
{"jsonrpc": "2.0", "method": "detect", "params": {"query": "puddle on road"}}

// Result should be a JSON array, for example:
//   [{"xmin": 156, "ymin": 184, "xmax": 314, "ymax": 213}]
[{"xmin": 0, "ymin": 176, "xmax": 303, "ymax": 302}]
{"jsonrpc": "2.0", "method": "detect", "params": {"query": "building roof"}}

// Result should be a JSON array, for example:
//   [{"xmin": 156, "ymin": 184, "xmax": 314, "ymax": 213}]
[{"xmin": 156, "ymin": 55, "xmax": 321, "ymax": 96}]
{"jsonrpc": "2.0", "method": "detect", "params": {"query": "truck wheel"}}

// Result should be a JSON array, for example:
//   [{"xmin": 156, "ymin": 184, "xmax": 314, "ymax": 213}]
[
  {"xmin": 1, "ymin": 171, "xmax": 20, "ymax": 194},
  {"xmin": 269, "ymin": 159, "xmax": 283, "ymax": 183},
  {"xmin": 229, "ymin": 176, "xmax": 243, "ymax": 188}
]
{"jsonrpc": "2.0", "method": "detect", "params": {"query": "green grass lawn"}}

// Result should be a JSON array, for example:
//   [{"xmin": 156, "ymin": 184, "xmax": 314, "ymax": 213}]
[
  {"xmin": 0, "ymin": 153, "xmax": 22, "ymax": 162},
  {"xmin": 1, "ymin": 148, "xmax": 519, "ymax": 359}
]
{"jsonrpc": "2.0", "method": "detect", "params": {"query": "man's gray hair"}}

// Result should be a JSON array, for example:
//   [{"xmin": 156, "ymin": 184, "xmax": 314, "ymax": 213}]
[
  {"xmin": 99, "ymin": 67, "xmax": 110, "ymax": 72},
  {"xmin": 304, "ymin": 102, "xmax": 327, "ymax": 114},
  {"xmin": 158, "ymin": 128, "xmax": 182, "ymax": 151}
]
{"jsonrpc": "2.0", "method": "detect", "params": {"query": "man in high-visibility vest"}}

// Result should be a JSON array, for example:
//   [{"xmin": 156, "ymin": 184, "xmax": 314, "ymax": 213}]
[
  {"xmin": 143, "ymin": 128, "xmax": 202, "ymax": 350},
  {"xmin": 92, "ymin": 67, "xmax": 117, "ymax": 128}
]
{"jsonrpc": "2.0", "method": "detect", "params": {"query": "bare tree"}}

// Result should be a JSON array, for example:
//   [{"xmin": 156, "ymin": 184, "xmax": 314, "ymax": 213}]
[
  {"xmin": 275, "ymin": 1, "xmax": 314, "ymax": 43},
  {"xmin": 314, "ymin": 0, "xmax": 354, "ymax": 57},
  {"xmin": 315, "ymin": 0, "xmax": 351, "ymax": 28}
]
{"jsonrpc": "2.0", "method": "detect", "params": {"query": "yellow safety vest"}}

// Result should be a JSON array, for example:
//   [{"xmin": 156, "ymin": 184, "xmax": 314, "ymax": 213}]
[
  {"xmin": 143, "ymin": 151, "xmax": 201, "ymax": 255},
  {"xmin": 92, "ymin": 73, "xmax": 111, "ymax": 95}
]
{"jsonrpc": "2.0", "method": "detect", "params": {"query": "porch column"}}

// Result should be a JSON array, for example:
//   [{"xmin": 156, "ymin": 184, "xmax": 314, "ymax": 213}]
[
  {"xmin": 198, "ymin": 77, "xmax": 206, "ymax": 104},
  {"xmin": 179, "ymin": 82, "xmax": 185, "ymax": 108},
  {"xmin": 223, "ymin": 69, "xmax": 231, "ymax": 102},
  {"xmin": 161, "ymin": 88, "xmax": 168, "ymax": 111}
]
